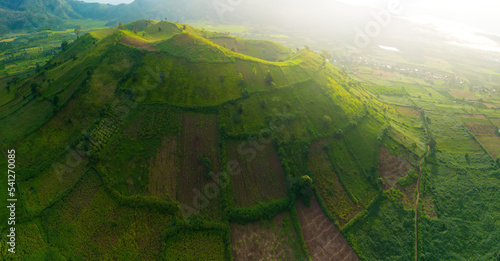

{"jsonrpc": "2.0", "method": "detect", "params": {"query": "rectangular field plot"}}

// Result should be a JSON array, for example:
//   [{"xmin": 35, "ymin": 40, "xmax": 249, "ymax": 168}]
[
  {"xmin": 228, "ymin": 141, "xmax": 286, "ymax": 207},
  {"xmin": 426, "ymin": 111, "xmax": 483, "ymax": 153},
  {"xmin": 308, "ymin": 139, "xmax": 363, "ymax": 227},
  {"xmin": 41, "ymin": 171, "xmax": 170, "ymax": 260},
  {"xmin": 324, "ymin": 139, "xmax": 378, "ymax": 207},
  {"xmin": 162, "ymin": 233, "xmax": 226, "ymax": 261},
  {"xmin": 458, "ymin": 114, "xmax": 497, "ymax": 135},
  {"xmin": 148, "ymin": 136, "xmax": 178, "ymax": 199},
  {"xmin": 476, "ymin": 135, "xmax": 500, "ymax": 159},
  {"xmin": 18, "ymin": 151, "xmax": 88, "ymax": 215},
  {"xmin": 297, "ymin": 198, "xmax": 359, "ymax": 261},
  {"xmin": 230, "ymin": 212, "xmax": 306, "ymax": 260},
  {"xmin": 178, "ymin": 112, "xmax": 221, "ymax": 219}
]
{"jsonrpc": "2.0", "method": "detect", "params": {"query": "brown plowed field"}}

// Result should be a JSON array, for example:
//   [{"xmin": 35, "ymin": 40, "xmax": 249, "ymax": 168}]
[
  {"xmin": 148, "ymin": 136, "xmax": 178, "ymax": 199},
  {"xmin": 228, "ymin": 141, "xmax": 286, "ymax": 207},
  {"xmin": 297, "ymin": 198, "xmax": 359, "ymax": 261},
  {"xmin": 179, "ymin": 112, "xmax": 221, "ymax": 219}
]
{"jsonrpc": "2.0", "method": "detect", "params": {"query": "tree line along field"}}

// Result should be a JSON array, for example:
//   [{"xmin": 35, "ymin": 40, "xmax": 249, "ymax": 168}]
[{"xmin": 1, "ymin": 19, "xmax": 500, "ymax": 260}]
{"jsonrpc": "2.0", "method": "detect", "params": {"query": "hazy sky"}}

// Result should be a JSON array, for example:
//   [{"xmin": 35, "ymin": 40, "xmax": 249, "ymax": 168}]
[
  {"xmin": 336, "ymin": 0, "xmax": 500, "ymax": 35},
  {"xmin": 80, "ymin": 0, "xmax": 133, "ymax": 4},
  {"xmin": 80, "ymin": 0, "xmax": 500, "ymax": 35}
]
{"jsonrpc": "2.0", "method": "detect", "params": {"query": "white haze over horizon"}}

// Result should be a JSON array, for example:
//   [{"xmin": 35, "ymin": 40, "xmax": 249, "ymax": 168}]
[{"xmin": 79, "ymin": 0, "xmax": 500, "ymax": 52}]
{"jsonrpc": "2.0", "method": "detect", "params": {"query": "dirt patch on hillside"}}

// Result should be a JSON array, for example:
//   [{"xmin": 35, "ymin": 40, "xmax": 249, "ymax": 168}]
[
  {"xmin": 148, "ymin": 136, "xmax": 178, "ymax": 199},
  {"xmin": 230, "ymin": 212, "xmax": 301, "ymax": 260},
  {"xmin": 120, "ymin": 35, "xmax": 157, "ymax": 51},
  {"xmin": 378, "ymin": 145, "xmax": 412, "ymax": 190},
  {"xmin": 297, "ymin": 198, "xmax": 359, "ymax": 261}
]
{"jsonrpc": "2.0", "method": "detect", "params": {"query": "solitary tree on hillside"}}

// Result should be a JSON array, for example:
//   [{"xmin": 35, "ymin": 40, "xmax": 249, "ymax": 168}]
[
  {"xmin": 74, "ymin": 27, "xmax": 81, "ymax": 39},
  {"xmin": 118, "ymin": 23, "xmax": 123, "ymax": 30}
]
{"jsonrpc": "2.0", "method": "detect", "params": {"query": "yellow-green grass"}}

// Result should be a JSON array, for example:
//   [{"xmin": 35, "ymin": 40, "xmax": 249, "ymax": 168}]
[
  {"xmin": 476, "ymin": 135, "xmax": 500, "ymax": 159},
  {"xmin": 308, "ymin": 139, "xmax": 363, "ymax": 226}
]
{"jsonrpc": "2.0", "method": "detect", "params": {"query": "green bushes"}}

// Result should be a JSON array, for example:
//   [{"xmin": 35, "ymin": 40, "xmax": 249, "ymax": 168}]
[
  {"xmin": 227, "ymin": 197, "xmax": 292, "ymax": 224},
  {"xmin": 398, "ymin": 169, "xmax": 418, "ymax": 187}
]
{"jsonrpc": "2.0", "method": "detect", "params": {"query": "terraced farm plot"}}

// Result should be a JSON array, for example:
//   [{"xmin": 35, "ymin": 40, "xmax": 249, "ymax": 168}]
[
  {"xmin": 297, "ymin": 198, "xmax": 359, "ymax": 261},
  {"xmin": 228, "ymin": 141, "xmax": 286, "ymax": 207},
  {"xmin": 148, "ymin": 136, "xmax": 178, "ymax": 199},
  {"xmin": 458, "ymin": 114, "xmax": 497, "ymax": 135},
  {"xmin": 378, "ymin": 145, "xmax": 413, "ymax": 190},
  {"xmin": 476, "ymin": 135, "xmax": 500, "ymax": 159},
  {"xmin": 179, "ymin": 112, "xmax": 221, "ymax": 219},
  {"xmin": 308, "ymin": 139, "xmax": 362, "ymax": 227},
  {"xmin": 325, "ymin": 139, "xmax": 378, "ymax": 206},
  {"xmin": 230, "ymin": 212, "xmax": 305, "ymax": 260},
  {"xmin": 427, "ymin": 111, "xmax": 483, "ymax": 153}
]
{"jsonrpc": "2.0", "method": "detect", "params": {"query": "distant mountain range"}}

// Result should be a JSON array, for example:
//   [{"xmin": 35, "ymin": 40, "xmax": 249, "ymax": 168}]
[
  {"xmin": 0, "ymin": 0, "xmax": 371, "ymax": 36},
  {"xmin": 0, "ymin": 0, "xmax": 221, "ymax": 34}
]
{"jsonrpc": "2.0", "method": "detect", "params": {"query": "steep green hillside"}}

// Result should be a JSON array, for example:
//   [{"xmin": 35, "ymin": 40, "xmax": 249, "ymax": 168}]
[{"xmin": 1, "ymin": 20, "xmax": 499, "ymax": 261}]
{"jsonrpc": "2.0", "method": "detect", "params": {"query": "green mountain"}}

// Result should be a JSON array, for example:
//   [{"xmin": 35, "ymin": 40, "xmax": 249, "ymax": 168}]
[
  {"xmin": 2, "ymin": 19, "xmax": 499, "ymax": 261},
  {"xmin": 0, "ymin": 0, "xmax": 82, "ymax": 33},
  {"xmin": 0, "ymin": 20, "xmax": 391, "ymax": 260}
]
